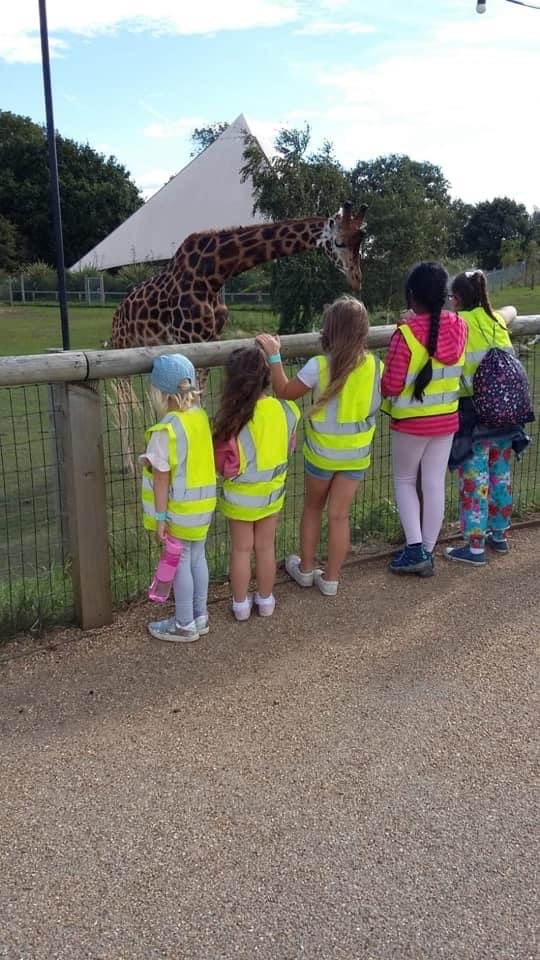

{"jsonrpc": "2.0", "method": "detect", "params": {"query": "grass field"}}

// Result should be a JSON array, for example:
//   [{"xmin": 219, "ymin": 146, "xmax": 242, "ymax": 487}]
[
  {"xmin": 1, "ymin": 284, "xmax": 539, "ymax": 357},
  {"xmin": 0, "ymin": 289, "xmax": 539, "ymax": 639}
]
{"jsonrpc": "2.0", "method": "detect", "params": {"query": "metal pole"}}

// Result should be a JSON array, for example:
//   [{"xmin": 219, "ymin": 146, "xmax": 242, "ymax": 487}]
[{"xmin": 38, "ymin": 0, "xmax": 70, "ymax": 350}]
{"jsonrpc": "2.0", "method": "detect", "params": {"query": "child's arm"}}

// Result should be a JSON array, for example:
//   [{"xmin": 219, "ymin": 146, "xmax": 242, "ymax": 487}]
[
  {"xmin": 140, "ymin": 430, "xmax": 171, "ymax": 542},
  {"xmin": 256, "ymin": 334, "xmax": 311, "ymax": 401},
  {"xmin": 381, "ymin": 329, "xmax": 411, "ymax": 398},
  {"xmin": 153, "ymin": 469, "xmax": 170, "ymax": 543}
]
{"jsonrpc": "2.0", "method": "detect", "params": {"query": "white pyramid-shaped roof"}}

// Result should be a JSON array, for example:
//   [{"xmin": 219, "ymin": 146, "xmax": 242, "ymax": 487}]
[{"xmin": 71, "ymin": 114, "xmax": 263, "ymax": 270}]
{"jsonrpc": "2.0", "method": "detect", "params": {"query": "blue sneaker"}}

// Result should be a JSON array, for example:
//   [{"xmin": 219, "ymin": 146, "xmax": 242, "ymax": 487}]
[
  {"xmin": 444, "ymin": 545, "xmax": 487, "ymax": 566},
  {"xmin": 416, "ymin": 550, "xmax": 435, "ymax": 578},
  {"xmin": 486, "ymin": 533, "xmax": 509, "ymax": 554},
  {"xmin": 389, "ymin": 544, "xmax": 430, "ymax": 574},
  {"xmin": 195, "ymin": 614, "xmax": 210, "ymax": 635},
  {"xmin": 148, "ymin": 617, "xmax": 200, "ymax": 642}
]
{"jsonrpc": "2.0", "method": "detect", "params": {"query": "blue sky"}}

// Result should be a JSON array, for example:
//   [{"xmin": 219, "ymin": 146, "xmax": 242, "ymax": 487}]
[{"xmin": 2, "ymin": 1, "xmax": 539, "ymax": 208}]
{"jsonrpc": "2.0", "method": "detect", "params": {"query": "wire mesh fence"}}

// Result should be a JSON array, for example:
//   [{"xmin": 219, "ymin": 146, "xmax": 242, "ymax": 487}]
[{"xmin": 1, "ymin": 339, "xmax": 539, "ymax": 640}]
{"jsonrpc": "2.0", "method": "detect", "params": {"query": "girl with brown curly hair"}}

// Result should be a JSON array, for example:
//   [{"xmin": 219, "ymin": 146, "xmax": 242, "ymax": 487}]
[
  {"xmin": 214, "ymin": 347, "xmax": 300, "ymax": 621},
  {"xmin": 257, "ymin": 296, "xmax": 382, "ymax": 596}
]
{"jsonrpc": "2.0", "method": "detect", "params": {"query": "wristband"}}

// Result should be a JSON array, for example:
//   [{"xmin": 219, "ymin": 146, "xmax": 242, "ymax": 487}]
[
  {"xmin": 268, "ymin": 353, "xmax": 282, "ymax": 365},
  {"xmin": 155, "ymin": 511, "xmax": 167, "ymax": 521}
]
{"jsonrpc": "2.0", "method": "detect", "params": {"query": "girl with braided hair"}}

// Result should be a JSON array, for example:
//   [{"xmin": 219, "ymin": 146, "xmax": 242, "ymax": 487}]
[{"xmin": 381, "ymin": 262, "xmax": 467, "ymax": 575}]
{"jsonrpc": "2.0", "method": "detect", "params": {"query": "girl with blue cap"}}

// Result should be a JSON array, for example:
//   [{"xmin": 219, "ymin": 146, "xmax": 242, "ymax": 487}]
[{"xmin": 140, "ymin": 353, "xmax": 217, "ymax": 642}]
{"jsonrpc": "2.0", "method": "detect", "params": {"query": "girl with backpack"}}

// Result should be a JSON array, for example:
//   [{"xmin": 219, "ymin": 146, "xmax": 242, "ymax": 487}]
[
  {"xmin": 381, "ymin": 262, "xmax": 467, "ymax": 576},
  {"xmin": 213, "ymin": 347, "xmax": 300, "ymax": 621},
  {"xmin": 445, "ymin": 270, "xmax": 532, "ymax": 565},
  {"xmin": 257, "ymin": 296, "xmax": 382, "ymax": 596}
]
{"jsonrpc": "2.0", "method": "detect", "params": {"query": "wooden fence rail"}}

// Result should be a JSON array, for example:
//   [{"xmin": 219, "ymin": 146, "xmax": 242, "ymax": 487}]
[{"xmin": 1, "ymin": 316, "xmax": 539, "ymax": 388}]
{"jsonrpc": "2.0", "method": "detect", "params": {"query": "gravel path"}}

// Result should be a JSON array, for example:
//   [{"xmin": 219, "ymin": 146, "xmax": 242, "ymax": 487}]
[{"xmin": 1, "ymin": 529, "xmax": 538, "ymax": 960}]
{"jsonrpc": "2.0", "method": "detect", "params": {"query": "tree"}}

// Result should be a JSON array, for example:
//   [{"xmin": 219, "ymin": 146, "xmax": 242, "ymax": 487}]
[
  {"xmin": 242, "ymin": 126, "xmax": 351, "ymax": 332},
  {"xmin": 462, "ymin": 197, "xmax": 530, "ymax": 270},
  {"xmin": 0, "ymin": 111, "xmax": 143, "ymax": 268},
  {"xmin": 349, "ymin": 154, "xmax": 454, "ymax": 313},
  {"xmin": 0, "ymin": 215, "xmax": 23, "ymax": 272},
  {"xmin": 190, "ymin": 123, "xmax": 229, "ymax": 157}
]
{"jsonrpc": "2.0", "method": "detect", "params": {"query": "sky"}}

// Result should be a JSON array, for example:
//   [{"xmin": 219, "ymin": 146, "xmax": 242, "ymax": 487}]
[{"xmin": 1, "ymin": 0, "xmax": 539, "ymax": 210}]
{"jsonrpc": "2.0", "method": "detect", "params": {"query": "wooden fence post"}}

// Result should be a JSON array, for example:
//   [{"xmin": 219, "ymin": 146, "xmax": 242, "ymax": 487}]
[{"xmin": 59, "ymin": 381, "xmax": 113, "ymax": 629}]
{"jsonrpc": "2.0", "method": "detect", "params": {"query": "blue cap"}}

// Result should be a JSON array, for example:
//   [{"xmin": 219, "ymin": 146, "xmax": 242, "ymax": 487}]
[{"xmin": 150, "ymin": 354, "xmax": 196, "ymax": 395}]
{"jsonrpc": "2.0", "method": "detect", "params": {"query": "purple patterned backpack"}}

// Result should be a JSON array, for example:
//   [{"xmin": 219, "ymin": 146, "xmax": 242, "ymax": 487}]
[{"xmin": 472, "ymin": 348, "xmax": 534, "ymax": 427}]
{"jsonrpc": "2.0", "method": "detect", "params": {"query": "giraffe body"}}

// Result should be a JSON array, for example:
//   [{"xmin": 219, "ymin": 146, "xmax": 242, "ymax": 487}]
[
  {"xmin": 110, "ymin": 205, "xmax": 368, "ymax": 472},
  {"xmin": 110, "ymin": 206, "xmax": 368, "ymax": 350}
]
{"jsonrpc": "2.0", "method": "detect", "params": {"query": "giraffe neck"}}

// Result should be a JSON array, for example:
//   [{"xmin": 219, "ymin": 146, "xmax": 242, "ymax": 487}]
[{"xmin": 172, "ymin": 218, "xmax": 328, "ymax": 290}]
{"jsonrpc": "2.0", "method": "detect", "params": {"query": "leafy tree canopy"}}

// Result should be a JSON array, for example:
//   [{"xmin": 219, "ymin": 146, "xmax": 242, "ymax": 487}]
[
  {"xmin": 0, "ymin": 110, "xmax": 143, "ymax": 270},
  {"xmin": 349, "ymin": 154, "xmax": 454, "ymax": 312},
  {"xmin": 190, "ymin": 122, "xmax": 229, "ymax": 157},
  {"xmin": 242, "ymin": 125, "xmax": 351, "ymax": 332},
  {"xmin": 462, "ymin": 196, "xmax": 530, "ymax": 270}
]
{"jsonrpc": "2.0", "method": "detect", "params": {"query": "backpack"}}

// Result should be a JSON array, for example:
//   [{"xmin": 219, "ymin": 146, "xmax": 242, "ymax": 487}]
[{"xmin": 472, "ymin": 347, "xmax": 534, "ymax": 427}]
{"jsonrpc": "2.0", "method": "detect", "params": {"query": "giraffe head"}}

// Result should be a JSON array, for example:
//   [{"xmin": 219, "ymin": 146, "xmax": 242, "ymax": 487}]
[{"xmin": 317, "ymin": 202, "xmax": 368, "ymax": 291}]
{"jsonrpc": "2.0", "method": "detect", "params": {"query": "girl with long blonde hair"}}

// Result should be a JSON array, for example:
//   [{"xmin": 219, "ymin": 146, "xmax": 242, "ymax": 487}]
[{"xmin": 257, "ymin": 296, "xmax": 382, "ymax": 596}]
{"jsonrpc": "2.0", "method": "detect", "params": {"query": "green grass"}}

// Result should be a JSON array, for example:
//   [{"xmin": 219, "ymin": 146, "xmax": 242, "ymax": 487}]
[{"xmin": 0, "ymin": 302, "xmax": 279, "ymax": 357}]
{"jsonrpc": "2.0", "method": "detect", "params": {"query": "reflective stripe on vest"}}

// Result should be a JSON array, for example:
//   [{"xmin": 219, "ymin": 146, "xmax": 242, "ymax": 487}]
[
  {"xmin": 459, "ymin": 307, "xmax": 514, "ymax": 396},
  {"xmin": 142, "ymin": 407, "xmax": 216, "ymax": 541},
  {"xmin": 382, "ymin": 324, "xmax": 464, "ymax": 420},
  {"xmin": 303, "ymin": 353, "xmax": 381, "ymax": 472},
  {"xmin": 219, "ymin": 397, "xmax": 300, "ymax": 521}
]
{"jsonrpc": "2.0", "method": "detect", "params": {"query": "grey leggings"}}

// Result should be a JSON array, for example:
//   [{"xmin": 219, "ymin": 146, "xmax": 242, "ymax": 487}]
[{"xmin": 173, "ymin": 539, "xmax": 209, "ymax": 626}]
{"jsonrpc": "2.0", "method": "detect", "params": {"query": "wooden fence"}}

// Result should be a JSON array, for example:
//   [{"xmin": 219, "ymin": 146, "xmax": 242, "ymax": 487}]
[{"xmin": 1, "ymin": 317, "xmax": 539, "ymax": 635}]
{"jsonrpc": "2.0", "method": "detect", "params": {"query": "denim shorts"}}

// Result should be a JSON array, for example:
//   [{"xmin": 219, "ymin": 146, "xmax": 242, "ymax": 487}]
[{"xmin": 304, "ymin": 460, "xmax": 365, "ymax": 482}]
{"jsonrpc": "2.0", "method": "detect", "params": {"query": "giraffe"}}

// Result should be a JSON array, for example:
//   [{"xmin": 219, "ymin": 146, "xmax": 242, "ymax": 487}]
[{"xmin": 110, "ymin": 202, "xmax": 368, "ymax": 471}]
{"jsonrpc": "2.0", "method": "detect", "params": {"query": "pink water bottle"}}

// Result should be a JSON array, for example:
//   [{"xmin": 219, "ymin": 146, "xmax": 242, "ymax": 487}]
[{"xmin": 149, "ymin": 535, "xmax": 183, "ymax": 603}]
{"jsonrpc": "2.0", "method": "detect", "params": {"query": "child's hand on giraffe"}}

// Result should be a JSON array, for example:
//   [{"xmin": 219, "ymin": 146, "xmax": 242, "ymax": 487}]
[{"xmin": 256, "ymin": 333, "xmax": 281, "ymax": 357}]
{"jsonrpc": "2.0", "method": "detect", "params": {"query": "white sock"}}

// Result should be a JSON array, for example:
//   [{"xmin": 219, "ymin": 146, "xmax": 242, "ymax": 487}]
[
  {"xmin": 469, "ymin": 546, "xmax": 484, "ymax": 555},
  {"xmin": 255, "ymin": 592, "xmax": 274, "ymax": 606},
  {"xmin": 232, "ymin": 598, "xmax": 250, "ymax": 613},
  {"xmin": 176, "ymin": 619, "xmax": 196, "ymax": 630}
]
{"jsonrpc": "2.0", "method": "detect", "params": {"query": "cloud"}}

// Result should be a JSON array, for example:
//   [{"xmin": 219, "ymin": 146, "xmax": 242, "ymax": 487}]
[
  {"xmin": 296, "ymin": 19, "xmax": 375, "ymax": 36},
  {"xmin": 0, "ymin": 31, "xmax": 66, "ymax": 64},
  {"xmin": 134, "ymin": 166, "xmax": 177, "ymax": 199},
  {"xmin": 142, "ymin": 116, "xmax": 205, "ymax": 140},
  {"xmin": 314, "ymin": 20, "xmax": 539, "ymax": 209},
  {"xmin": 1, "ymin": 0, "xmax": 299, "ymax": 63}
]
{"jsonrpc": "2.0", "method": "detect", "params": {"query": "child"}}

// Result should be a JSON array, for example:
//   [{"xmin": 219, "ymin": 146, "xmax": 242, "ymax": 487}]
[
  {"xmin": 141, "ymin": 354, "xmax": 216, "ymax": 642},
  {"xmin": 381, "ymin": 262, "xmax": 467, "ymax": 576},
  {"xmin": 257, "ymin": 296, "xmax": 381, "ymax": 596},
  {"xmin": 213, "ymin": 347, "xmax": 300, "ymax": 621},
  {"xmin": 445, "ymin": 269, "xmax": 530, "ymax": 564}
]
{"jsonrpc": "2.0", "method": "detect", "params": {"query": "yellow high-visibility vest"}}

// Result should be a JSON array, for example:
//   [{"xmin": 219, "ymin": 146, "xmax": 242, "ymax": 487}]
[
  {"xmin": 304, "ymin": 353, "xmax": 382, "ymax": 471},
  {"xmin": 459, "ymin": 307, "xmax": 514, "ymax": 397},
  {"xmin": 218, "ymin": 396, "xmax": 300, "ymax": 522},
  {"xmin": 142, "ymin": 407, "xmax": 216, "ymax": 541},
  {"xmin": 381, "ymin": 324, "xmax": 464, "ymax": 420}
]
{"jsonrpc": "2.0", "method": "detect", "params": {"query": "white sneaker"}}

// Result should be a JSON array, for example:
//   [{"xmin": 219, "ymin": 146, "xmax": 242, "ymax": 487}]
[
  {"xmin": 232, "ymin": 596, "xmax": 253, "ymax": 622},
  {"xmin": 285, "ymin": 554, "xmax": 323, "ymax": 588},
  {"xmin": 314, "ymin": 571, "xmax": 338, "ymax": 597},
  {"xmin": 148, "ymin": 618, "xmax": 200, "ymax": 643},
  {"xmin": 195, "ymin": 614, "xmax": 210, "ymax": 635},
  {"xmin": 254, "ymin": 593, "xmax": 276, "ymax": 617}
]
